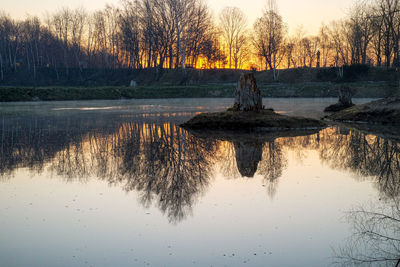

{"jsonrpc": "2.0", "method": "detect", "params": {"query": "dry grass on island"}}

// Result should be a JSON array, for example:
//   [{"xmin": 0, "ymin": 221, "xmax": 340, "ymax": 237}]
[{"xmin": 181, "ymin": 109, "xmax": 326, "ymax": 131}]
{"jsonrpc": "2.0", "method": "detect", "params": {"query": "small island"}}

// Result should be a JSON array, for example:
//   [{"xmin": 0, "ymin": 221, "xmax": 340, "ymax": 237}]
[
  {"xmin": 326, "ymin": 94, "xmax": 400, "ymax": 125},
  {"xmin": 181, "ymin": 73, "xmax": 326, "ymax": 131}
]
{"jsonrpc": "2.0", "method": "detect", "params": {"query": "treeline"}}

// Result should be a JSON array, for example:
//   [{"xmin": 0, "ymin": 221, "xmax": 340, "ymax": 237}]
[
  {"xmin": 251, "ymin": 0, "xmax": 400, "ymax": 80},
  {"xmin": 1, "ymin": 0, "xmax": 400, "ymax": 84},
  {"xmin": 0, "ymin": 0, "xmax": 222, "ymax": 82}
]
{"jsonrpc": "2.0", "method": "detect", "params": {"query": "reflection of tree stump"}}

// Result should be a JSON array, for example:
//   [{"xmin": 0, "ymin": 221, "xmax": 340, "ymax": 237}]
[
  {"xmin": 234, "ymin": 141, "xmax": 263, "ymax": 178},
  {"xmin": 233, "ymin": 73, "xmax": 263, "ymax": 111}
]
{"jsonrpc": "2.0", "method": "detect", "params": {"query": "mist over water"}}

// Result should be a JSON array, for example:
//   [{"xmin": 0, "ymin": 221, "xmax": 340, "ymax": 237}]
[{"xmin": 0, "ymin": 98, "xmax": 397, "ymax": 266}]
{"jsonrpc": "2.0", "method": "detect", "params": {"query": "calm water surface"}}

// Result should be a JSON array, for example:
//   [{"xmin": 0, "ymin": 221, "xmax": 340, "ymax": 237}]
[{"xmin": 1, "ymin": 98, "xmax": 399, "ymax": 267}]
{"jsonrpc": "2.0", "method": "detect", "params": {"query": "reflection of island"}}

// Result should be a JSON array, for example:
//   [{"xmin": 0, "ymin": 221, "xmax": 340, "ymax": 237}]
[
  {"xmin": 1, "ymin": 113, "xmax": 400, "ymax": 223},
  {"xmin": 189, "ymin": 130, "xmax": 319, "ymax": 198}
]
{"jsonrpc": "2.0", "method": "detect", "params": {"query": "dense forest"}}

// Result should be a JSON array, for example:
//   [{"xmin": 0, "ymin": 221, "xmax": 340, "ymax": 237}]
[{"xmin": 1, "ymin": 0, "xmax": 400, "ymax": 84}]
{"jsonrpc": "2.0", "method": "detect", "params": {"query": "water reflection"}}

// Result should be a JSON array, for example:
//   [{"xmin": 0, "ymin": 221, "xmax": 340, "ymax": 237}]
[
  {"xmin": 234, "ymin": 141, "xmax": 263, "ymax": 178},
  {"xmin": 318, "ymin": 128, "xmax": 400, "ymax": 199},
  {"xmin": 335, "ymin": 195, "xmax": 400, "ymax": 266},
  {"xmin": 1, "ymin": 114, "xmax": 400, "ymax": 223},
  {"xmin": 0, "ymin": 115, "xmax": 219, "ymax": 223}
]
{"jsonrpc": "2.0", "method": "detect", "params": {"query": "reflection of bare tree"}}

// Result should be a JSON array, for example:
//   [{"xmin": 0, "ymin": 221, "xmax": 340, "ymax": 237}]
[
  {"xmin": 0, "ymin": 115, "xmax": 98, "ymax": 179},
  {"xmin": 335, "ymin": 196, "xmax": 400, "ymax": 266},
  {"xmin": 258, "ymin": 141, "xmax": 287, "ymax": 198},
  {"xmin": 0, "ymin": 115, "xmax": 218, "ymax": 223},
  {"xmin": 113, "ymin": 123, "xmax": 218, "ymax": 223},
  {"xmin": 319, "ymin": 128, "xmax": 400, "ymax": 198},
  {"xmin": 218, "ymin": 141, "xmax": 241, "ymax": 179},
  {"xmin": 2, "ymin": 113, "xmax": 400, "ymax": 223}
]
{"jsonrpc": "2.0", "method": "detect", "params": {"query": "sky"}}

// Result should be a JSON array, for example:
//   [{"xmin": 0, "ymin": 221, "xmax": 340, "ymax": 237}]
[{"xmin": 1, "ymin": 0, "xmax": 354, "ymax": 35}]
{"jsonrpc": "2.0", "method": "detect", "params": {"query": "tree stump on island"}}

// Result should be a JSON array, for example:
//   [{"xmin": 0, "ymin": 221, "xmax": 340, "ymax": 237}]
[
  {"xmin": 233, "ymin": 73, "xmax": 263, "ymax": 111},
  {"xmin": 338, "ymin": 86, "xmax": 354, "ymax": 107},
  {"xmin": 324, "ymin": 86, "xmax": 355, "ymax": 112}
]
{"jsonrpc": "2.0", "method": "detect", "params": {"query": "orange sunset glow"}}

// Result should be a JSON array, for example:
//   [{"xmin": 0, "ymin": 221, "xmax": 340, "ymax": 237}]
[{"xmin": 1, "ymin": 0, "xmax": 360, "ymax": 71}]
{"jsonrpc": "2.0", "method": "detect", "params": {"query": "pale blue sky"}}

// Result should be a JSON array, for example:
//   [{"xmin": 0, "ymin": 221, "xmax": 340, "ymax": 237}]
[{"xmin": 1, "ymin": 0, "xmax": 353, "ymax": 35}]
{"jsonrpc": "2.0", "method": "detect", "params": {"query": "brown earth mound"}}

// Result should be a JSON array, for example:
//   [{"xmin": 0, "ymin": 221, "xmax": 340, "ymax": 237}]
[
  {"xmin": 326, "ymin": 95, "xmax": 400, "ymax": 125},
  {"xmin": 181, "ymin": 109, "xmax": 326, "ymax": 131}
]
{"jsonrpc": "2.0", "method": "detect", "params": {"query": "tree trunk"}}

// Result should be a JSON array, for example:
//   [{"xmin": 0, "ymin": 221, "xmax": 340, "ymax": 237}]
[
  {"xmin": 0, "ymin": 52, "xmax": 3, "ymax": 81},
  {"xmin": 233, "ymin": 73, "xmax": 263, "ymax": 111},
  {"xmin": 181, "ymin": 31, "xmax": 186, "ymax": 70},
  {"xmin": 169, "ymin": 44, "xmax": 173, "ymax": 69}
]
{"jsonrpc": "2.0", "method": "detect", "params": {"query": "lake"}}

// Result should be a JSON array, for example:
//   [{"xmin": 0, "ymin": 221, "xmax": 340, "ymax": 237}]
[{"xmin": 1, "ymin": 98, "xmax": 399, "ymax": 267}]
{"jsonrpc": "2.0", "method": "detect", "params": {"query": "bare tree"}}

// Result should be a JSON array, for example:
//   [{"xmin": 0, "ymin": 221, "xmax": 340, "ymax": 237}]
[
  {"xmin": 253, "ymin": 0, "xmax": 285, "ymax": 80},
  {"xmin": 284, "ymin": 38, "xmax": 295, "ymax": 69},
  {"xmin": 219, "ymin": 6, "xmax": 247, "ymax": 69},
  {"xmin": 318, "ymin": 24, "xmax": 332, "ymax": 67},
  {"xmin": 69, "ymin": 8, "xmax": 87, "ymax": 72},
  {"xmin": 345, "ymin": 3, "xmax": 375, "ymax": 65},
  {"xmin": 327, "ymin": 21, "xmax": 350, "ymax": 67},
  {"xmin": 300, "ymin": 36, "xmax": 320, "ymax": 67},
  {"xmin": 170, "ymin": 0, "xmax": 197, "ymax": 70},
  {"xmin": 378, "ymin": 0, "xmax": 400, "ymax": 67},
  {"xmin": 200, "ymin": 26, "xmax": 226, "ymax": 68}
]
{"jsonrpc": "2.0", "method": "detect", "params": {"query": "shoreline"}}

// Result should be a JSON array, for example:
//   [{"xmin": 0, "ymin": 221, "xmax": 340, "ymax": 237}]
[{"xmin": 0, "ymin": 82, "xmax": 395, "ymax": 102}]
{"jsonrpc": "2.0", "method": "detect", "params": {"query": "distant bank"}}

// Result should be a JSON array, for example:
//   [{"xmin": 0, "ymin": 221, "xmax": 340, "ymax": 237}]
[
  {"xmin": 0, "ymin": 82, "xmax": 397, "ymax": 102},
  {"xmin": 0, "ymin": 65, "xmax": 398, "ymax": 87}
]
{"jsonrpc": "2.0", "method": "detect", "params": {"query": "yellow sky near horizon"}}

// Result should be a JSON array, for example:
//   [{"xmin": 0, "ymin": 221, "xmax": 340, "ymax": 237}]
[{"xmin": 1, "ymin": 0, "xmax": 354, "ymax": 35}]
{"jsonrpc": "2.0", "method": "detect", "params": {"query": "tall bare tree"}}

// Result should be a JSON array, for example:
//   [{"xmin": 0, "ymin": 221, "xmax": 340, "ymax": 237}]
[
  {"xmin": 253, "ymin": 0, "xmax": 285, "ymax": 80},
  {"xmin": 219, "ymin": 7, "xmax": 247, "ymax": 69}
]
